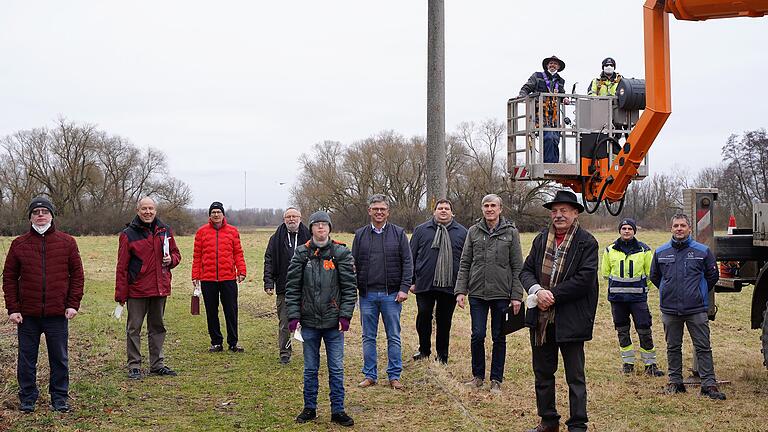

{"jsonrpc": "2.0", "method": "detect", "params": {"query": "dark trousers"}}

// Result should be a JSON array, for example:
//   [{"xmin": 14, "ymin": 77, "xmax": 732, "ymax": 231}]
[
  {"xmin": 415, "ymin": 290, "xmax": 456, "ymax": 362},
  {"xmin": 201, "ymin": 280, "xmax": 239, "ymax": 347},
  {"xmin": 531, "ymin": 324, "xmax": 588, "ymax": 432},
  {"xmin": 17, "ymin": 316, "xmax": 69, "ymax": 405},
  {"xmin": 276, "ymin": 293, "xmax": 291, "ymax": 359},
  {"xmin": 468, "ymin": 297, "xmax": 508, "ymax": 382}
]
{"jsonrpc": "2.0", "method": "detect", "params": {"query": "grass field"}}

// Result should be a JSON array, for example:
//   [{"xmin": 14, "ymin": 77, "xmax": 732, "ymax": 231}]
[{"xmin": 1, "ymin": 228, "xmax": 767, "ymax": 431}]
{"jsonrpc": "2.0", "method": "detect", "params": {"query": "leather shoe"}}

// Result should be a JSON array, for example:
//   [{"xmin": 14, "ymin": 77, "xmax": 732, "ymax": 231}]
[
  {"xmin": 412, "ymin": 351, "xmax": 428, "ymax": 361},
  {"xmin": 358, "ymin": 377, "xmax": 376, "ymax": 388},
  {"xmin": 525, "ymin": 423, "xmax": 559, "ymax": 432},
  {"xmin": 389, "ymin": 379, "xmax": 404, "ymax": 390}
]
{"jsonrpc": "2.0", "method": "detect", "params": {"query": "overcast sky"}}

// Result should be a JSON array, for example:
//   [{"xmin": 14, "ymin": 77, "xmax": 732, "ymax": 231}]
[{"xmin": 1, "ymin": 1, "xmax": 765, "ymax": 209}]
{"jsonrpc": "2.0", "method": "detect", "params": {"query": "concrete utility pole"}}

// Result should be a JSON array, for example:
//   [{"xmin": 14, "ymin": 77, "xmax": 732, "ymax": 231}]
[{"xmin": 426, "ymin": 0, "xmax": 447, "ymax": 208}]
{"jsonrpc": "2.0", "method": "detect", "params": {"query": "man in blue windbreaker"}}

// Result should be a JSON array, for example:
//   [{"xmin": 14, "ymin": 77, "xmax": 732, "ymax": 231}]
[{"xmin": 650, "ymin": 213, "xmax": 725, "ymax": 400}]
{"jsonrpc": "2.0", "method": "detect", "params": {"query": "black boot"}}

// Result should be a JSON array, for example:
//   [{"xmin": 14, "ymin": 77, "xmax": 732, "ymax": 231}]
[
  {"xmin": 331, "ymin": 411, "xmax": 355, "ymax": 426},
  {"xmin": 622, "ymin": 363, "xmax": 634, "ymax": 374},
  {"xmin": 700, "ymin": 385, "xmax": 726, "ymax": 400},
  {"xmin": 295, "ymin": 408, "xmax": 317, "ymax": 423},
  {"xmin": 645, "ymin": 364, "xmax": 665, "ymax": 377}
]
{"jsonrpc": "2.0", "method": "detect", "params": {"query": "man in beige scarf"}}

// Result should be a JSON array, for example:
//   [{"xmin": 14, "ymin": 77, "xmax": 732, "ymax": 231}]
[{"xmin": 519, "ymin": 190, "xmax": 599, "ymax": 432}]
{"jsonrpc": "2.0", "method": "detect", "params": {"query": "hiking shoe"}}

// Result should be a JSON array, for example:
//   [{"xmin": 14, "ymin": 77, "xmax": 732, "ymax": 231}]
[
  {"xmin": 645, "ymin": 364, "xmax": 665, "ymax": 377},
  {"xmin": 19, "ymin": 400, "xmax": 35, "ymax": 413},
  {"xmin": 436, "ymin": 356, "xmax": 448, "ymax": 365},
  {"xmin": 209, "ymin": 344, "xmax": 223, "ymax": 353},
  {"xmin": 331, "ymin": 411, "xmax": 355, "ymax": 427},
  {"xmin": 127, "ymin": 368, "xmax": 142, "ymax": 380},
  {"xmin": 228, "ymin": 345, "xmax": 245, "ymax": 353},
  {"xmin": 701, "ymin": 385, "xmax": 726, "ymax": 400},
  {"xmin": 389, "ymin": 379, "xmax": 404, "ymax": 390},
  {"xmin": 490, "ymin": 380, "xmax": 502, "ymax": 394},
  {"xmin": 525, "ymin": 423, "xmax": 560, "ymax": 432},
  {"xmin": 464, "ymin": 377, "xmax": 483, "ymax": 388},
  {"xmin": 665, "ymin": 382, "xmax": 686, "ymax": 394},
  {"xmin": 295, "ymin": 408, "xmax": 317, "ymax": 423},
  {"xmin": 150, "ymin": 366, "xmax": 178, "ymax": 377},
  {"xmin": 622, "ymin": 363, "xmax": 635, "ymax": 374},
  {"xmin": 412, "ymin": 351, "xmax": 429, "ymax": 361},
  {"xmin": 50, "ymin": 402, "xmax": 72, "ymax": 413},
  {"xmin": 279, "ymin": 356, "xmax": 290, "ymax": 365}
]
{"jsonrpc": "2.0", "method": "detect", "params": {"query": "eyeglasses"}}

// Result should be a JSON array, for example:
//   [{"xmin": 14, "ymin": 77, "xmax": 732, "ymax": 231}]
[
  {"xmin": 31, "ymin": 209, "xmax": 50, "ymax": 215},
  {"xmin": 370, "ymin": 207, "xmax": 388, "ymax": 213},
  {"xmin": 210, "ymin": 210, "xmax": 223, "ymax": 215}
]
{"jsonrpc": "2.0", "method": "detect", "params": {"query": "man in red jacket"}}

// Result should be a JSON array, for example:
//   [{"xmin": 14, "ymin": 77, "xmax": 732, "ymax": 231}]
[
  {"xmin": 192, "ymin": 202, "xmax": 247, "ymax": 353},
  {"xmin": 115, "ymin": 196, "xmax": 181, "ymax": 380},
  {"xmin": 2, "ymin": 197, "xmax": 84, "ymax": 413}
]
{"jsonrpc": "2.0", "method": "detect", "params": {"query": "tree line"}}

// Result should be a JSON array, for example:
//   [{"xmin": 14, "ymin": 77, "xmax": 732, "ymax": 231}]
[
  {"xmin": 0, "ymin": 118, "xmax": 193, "ymax": 235},
  {"xmin": 2, "ymin": 117, "xmax": 763, "ymax": 235}
]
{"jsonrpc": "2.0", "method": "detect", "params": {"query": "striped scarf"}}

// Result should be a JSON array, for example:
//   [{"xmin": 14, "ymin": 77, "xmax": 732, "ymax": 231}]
[
  {"xmin": 431, "ymin": 220, "xmax": 453, "ymax": 287},
  {"xmin": 535, "ymin": 220, "xmax": 579, "ymax": 346}
]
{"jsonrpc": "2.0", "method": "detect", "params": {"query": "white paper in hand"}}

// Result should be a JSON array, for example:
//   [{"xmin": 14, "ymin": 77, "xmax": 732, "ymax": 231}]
[
  {"xmin": 113, "ymin": 304, "xmax": 124, "ymax": 319},
  {"xmin": 163, "ymin": 235, "xmax": 170, "ymax": 257},
  {"xmin": 293, "ymin": 323, "xmax": 304, "ymax": 343}
]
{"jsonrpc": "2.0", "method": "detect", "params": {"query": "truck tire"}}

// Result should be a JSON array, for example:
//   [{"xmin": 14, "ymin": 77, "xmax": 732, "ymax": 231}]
[{"xmin": 763, "ymin": 300, "xmax": 768, "ymax": 369}]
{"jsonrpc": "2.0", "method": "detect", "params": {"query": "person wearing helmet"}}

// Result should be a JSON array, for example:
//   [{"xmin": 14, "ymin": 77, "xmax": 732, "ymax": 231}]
[{"xmin": 588, "ymin": 57, "xmax": 622, "ymax": 96}]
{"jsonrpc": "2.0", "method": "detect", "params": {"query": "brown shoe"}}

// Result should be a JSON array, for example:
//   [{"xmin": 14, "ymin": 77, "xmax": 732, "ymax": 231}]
[
  {"xmin": 389, "ymin": 379, "xmax": 404, "ymax": 390},
  {"xmin": 464, "ymin": 377, "xmax": 483, "ymax": 388},
  {"xmin": 525, "ymin": 423, "xmax": 559, "ymax": 432},
  {"xmin": 358, "ymin": 378, "xmax": 376, "ymax": 388}
]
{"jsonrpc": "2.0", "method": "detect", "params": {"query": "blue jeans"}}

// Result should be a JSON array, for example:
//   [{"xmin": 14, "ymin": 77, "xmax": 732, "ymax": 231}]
[
  {"xmin": 360, "ymin": 291, "xmax": 403, "ymax": 381},
  {"xmin": 469, "ymin": 297, "xmax": 508, "ymax": 382},
  {"xmin": 543, "ymin": 131, "xmax": 561, "ymax": 163},
  {"xmin": 17, "ymin": 316, "xmax": 69, "ymax": 405},
  {"xmin": 302, "ymin": 326, "xmax": 346, "ymax": 414}
]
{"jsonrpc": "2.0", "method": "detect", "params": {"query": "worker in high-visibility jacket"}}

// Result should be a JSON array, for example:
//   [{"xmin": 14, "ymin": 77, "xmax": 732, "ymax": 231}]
[
  {"xmin": 601, "ymin": 218, "xmax": 665, "ymax": 376},
  {"xmin": 588, "ymin": 57, "xmax": 621, "ymax": 96}
]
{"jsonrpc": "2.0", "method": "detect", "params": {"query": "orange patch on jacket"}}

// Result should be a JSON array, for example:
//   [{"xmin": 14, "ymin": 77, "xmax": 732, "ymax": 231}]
[{"xmin": 323, "ymin": 259, "xmax": 336, "ymax": 270}]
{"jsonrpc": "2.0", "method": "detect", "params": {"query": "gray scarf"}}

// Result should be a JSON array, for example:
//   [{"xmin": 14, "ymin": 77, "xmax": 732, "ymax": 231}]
[{"xmin": 431, "ymin": 220, "xmax": 453, "ymax": 287}]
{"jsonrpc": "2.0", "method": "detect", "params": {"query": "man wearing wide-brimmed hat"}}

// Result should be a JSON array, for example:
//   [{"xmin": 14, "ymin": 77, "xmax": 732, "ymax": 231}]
[
  {"xmin": 519, "ymin": 55, "xmax": 567, "ymax": 163},
  {"xmin": 519, "ymin": 189, "xmax": 599, "ymax": 432}
]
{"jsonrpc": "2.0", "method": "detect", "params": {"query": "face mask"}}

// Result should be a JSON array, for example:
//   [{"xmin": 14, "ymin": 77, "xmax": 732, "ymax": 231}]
[
  {"xmin": 548, "ymin": 67, "xmax": 558, "ymax": 75},
  {"xmin": 33, "ymin": 223, "xmax": 51, "ymax": 235},
  {"xmin": 603, "ymin": 66, "xmax": 614, "ymax": 75}
]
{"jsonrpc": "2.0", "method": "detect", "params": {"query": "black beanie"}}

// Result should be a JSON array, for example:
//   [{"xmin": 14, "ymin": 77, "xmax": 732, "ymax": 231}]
[
  {"xmin": 209, "ymin": 201, "xmax": 225, "ymax": 216},
  {"xmin": 618, "ymin": 218, "xmax": 637, "ymax": 233},
  {"xmin": 308, "ymin": 211, "xmax": 332, "ymax": 231},
  {"xmin": 28, "ymin": 197, "xmax": 55, "ymax": 219}
]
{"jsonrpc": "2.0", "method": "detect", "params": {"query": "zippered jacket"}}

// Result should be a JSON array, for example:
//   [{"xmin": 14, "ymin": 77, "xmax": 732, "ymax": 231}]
[
  {"xmin": 191, "ymin": 217, "xmax": 246, "ymax": 282},
  {"xmin": 3, "ymin": 223, "xmax": 84, "ymax": 317},
  {"xmin": 454, "ymin": 218, "xmax": 524, "ymax": 302},
  {"xmin": 650, "ymin": 236, "xmax": 719, "ymax": 316},
  {"xmin": 285, "ymin": 239, "xmax": 357, "ymax": 329},
  {"xmin": 114, "ymin": 216, "xmax": 181, "ymax": 302},
  {"xmin": 352, "ymin": 223, "xmax": 413, "ymax": 296},
  {"xmin": 601, "ymin": 238, "xmax": 653, "ymax": 303},
  {"xmin": 519, "ymin": 225, "xmax": 599, "ymax": 343},
  {"xmin": 410, "ymin": 218, "xmax": 468, "ymax": 294}
]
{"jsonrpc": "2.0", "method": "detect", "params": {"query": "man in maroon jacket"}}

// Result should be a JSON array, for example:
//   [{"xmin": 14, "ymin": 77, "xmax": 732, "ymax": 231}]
[
  {"xmin": 115, "ymin": 196, "xmax": 181, "ymax": 380},
  {"xmin": 2, "ymin": 197, "xmax": 84, "ymax": 413}
]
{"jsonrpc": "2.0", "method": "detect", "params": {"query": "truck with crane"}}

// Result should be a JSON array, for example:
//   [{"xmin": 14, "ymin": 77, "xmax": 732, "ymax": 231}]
[{"xmin": 507, "ymin": 0, "xmax": 768, "ymax": 368}]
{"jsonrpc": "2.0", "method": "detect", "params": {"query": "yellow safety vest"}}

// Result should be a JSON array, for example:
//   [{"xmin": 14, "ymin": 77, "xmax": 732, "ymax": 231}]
[{"xmin": 589, "ymin": 73, "xmax": 621, "ymax": 96}]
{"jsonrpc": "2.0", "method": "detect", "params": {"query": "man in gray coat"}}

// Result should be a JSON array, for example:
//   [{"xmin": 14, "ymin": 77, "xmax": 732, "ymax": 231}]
[{"xmin": 455, "ymin": 194, "xmax": 524, "ymax": 394}]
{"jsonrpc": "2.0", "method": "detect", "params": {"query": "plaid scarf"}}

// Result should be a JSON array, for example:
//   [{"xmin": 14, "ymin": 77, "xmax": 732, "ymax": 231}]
[{"xmin": 535, "ymin": 220, "xmax": 580, "ymax": 346}]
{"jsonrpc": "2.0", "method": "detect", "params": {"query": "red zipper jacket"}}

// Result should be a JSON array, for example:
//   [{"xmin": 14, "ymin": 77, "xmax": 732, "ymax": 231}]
[
  {"xmin": 2, "ymin": 223, "xmax": 85, "ymax": 317},
  {"xmin": 114, "ymin": 216, "xmax": 181, "ymax": 302},
  {"xmin": 191, "ymin": 217, "xmax": 247, "ymax": 282}
]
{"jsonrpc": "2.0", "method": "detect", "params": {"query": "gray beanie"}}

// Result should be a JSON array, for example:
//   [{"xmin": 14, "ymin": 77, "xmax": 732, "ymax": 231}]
[
  {"xmin": 308, "ymin": 211, "xmax": 332, "ymax": 231},
  {"xmin": 28, "ymin": 197, "xmax": 55, "ymax": 218}
]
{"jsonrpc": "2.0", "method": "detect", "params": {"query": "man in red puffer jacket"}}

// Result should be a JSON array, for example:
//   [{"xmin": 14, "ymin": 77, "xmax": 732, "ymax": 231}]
[
  {"xmin": 192, "ymin": 202, "xmax": 247, "ymax": 353},
  {"xmin": 2, "ymin": 197, "xmax": 84, "ymax": 413}
]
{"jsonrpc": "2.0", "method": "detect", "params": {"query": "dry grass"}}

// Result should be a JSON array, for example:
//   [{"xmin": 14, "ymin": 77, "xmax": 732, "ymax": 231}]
[{"xmin": 0, "ymin": 229, "xmax": 767, "ymax": 431}]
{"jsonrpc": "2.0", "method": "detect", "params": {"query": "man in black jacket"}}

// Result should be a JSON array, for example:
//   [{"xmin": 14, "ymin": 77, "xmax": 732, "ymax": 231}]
[
  {"xmin": 263, "ymin": 207, "xmax": 310, "ymax": 364},
  {"xmin": 519, "ymin": 55, "xmax": 567, "ymax": 163},
  {"xmin": 409, "ymin": 199, "xmax": 467, "ymax": 364},
  {"xmin": 519, "ymin": 190, "xmax": 599, "ymax": 432}
]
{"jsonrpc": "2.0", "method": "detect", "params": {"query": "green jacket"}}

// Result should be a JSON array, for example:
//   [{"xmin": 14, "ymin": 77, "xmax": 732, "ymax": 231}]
[
  {"xmin": 454, "ymin": 217, "xmax": 525, "ymax": 301},
  {"xmin": 285, "ymin": 239, "xmax": 357, "ymax": 329}
]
